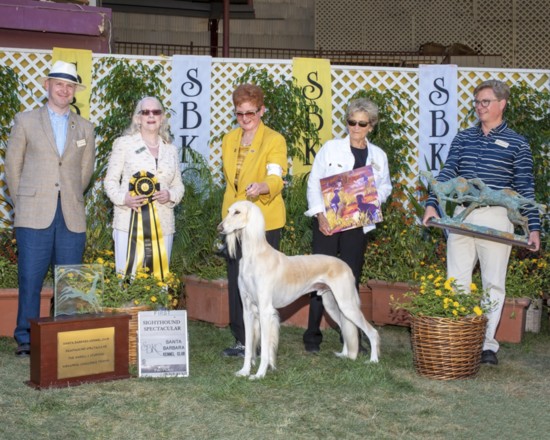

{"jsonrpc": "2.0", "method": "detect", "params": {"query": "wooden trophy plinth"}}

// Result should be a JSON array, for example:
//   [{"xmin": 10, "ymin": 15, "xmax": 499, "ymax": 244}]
[{"xmin": 29, "ymin": 313, "xmax": 131, "ymax": 389}]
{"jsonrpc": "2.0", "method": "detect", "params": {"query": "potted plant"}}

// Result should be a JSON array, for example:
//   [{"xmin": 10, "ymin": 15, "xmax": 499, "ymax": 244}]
[
  {"xmin": 0, "ymin": 222, "xmax": 55, "ymax": 339},
  {"xmin": 494, "ymin": 247, "xmax": 548, "ymax": 341},
  {"xmin": 0, "ymin": 253, "xmax": 24, "ymax": 336},
  {"xmin": 395, "ymin": 275, "xmax": 492, "ymax": 380},
  {"xmin": 172, "ymin": 155, "xmax": 229, "ymax": 326},
  {"xmin": 80, "ymin": 250, "xmax": 180, "ymax": 364},
  {"xmin": 360, "ymin": 184, "xmax": 446, "ymax": 326},
  {"xmin": 0, "ymin": 249, "xmax": 54, "ymax": 337}
]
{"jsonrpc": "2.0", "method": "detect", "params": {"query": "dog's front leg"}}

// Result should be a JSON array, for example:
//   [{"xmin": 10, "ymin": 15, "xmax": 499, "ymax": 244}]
[
  {"xmin": 250, "ymin": 305, "xmax": 279, "ymax": 380},
  {"xmin": 235, "ymin": 298, "xmax": 255, "ymax": 377}
]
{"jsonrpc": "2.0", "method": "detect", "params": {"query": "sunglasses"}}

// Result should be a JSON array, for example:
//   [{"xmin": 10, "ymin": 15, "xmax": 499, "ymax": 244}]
[
  {"xmin": 347, "ymin": 119, "xmax": 370, "ymax": 127},
  {"xmin": 140, "ymin": 109, "xmax": 163, "ymax": 116},
  {"xmin": 235, "ymin": 108, "xmax": 261, "ymax": 118}
]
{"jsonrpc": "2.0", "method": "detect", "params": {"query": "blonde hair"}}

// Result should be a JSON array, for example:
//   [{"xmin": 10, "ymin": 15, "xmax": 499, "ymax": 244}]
[{"xmin": 124, "ymin": 96, "xmax": 172, "ymax": 143}]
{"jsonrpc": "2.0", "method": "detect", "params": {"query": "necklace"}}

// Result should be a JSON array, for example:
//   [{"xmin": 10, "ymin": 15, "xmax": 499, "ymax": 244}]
[{"xmin": 144, "ymin": 138, "xmax": 160, "ymax": 149}]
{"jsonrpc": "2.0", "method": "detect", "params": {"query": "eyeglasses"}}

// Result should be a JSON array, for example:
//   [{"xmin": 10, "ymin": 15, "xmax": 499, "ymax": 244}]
[
  {"xmin": 235, "ymin": 108, "xmax": 260, "ymax": 118},
  {"xmin": 347, "ymin": 119, "xmax": 370, "ymax": 127},
  {"xmin": 473, "ymin": 99, "xmax": 499, "ymax": 108},
  {"xmin": 140, "ymin": 109, "xmax": 163, "ymax": 116}
]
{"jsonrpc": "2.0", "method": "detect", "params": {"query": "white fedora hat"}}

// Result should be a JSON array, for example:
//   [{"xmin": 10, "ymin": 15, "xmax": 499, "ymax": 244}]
[{"xmin": 39, "ymin": 60, "xmax": 86, "ymax": 91}]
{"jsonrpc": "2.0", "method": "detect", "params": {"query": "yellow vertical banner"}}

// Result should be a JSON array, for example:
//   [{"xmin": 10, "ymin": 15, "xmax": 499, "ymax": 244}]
[
  {"xmin": 291, "ymin": 58, "xmax": 333, "ymax": 175},
  {"xmin": 52, "ymin": 47, "xmax": 93, "ymax": 119}
]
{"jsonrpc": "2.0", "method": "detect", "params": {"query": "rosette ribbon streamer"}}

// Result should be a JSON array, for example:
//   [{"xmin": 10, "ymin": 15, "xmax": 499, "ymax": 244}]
[{"xmin": 126, "ymin": 171, "xmax": 168, "ymax": 280}]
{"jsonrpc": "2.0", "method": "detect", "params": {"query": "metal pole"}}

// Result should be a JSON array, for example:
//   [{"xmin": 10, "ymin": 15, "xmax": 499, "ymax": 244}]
[{"xmin": 223, "ymin": 0, "xmax": 230, "ymax": 57}]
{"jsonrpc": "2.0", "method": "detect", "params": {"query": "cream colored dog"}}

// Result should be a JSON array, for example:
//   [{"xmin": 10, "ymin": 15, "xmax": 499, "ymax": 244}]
[{"xmin": 218, "ymin": 200, "xmax": 380, "ymax": 379}]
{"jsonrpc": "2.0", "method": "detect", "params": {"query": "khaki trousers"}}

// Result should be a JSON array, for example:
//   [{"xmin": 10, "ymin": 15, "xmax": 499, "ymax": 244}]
[{"xmin": 447, "ymin": 206, "xmax": 513, "ymax": 352}]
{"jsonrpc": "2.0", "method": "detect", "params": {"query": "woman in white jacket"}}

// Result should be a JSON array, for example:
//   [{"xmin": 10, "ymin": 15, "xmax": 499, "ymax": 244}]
[
  {"xmin": 303, "ymin": 98, "xmax": 392, "ymax": 353},
  {"xmin": 104, "ymin": 97, "xmax": 184, "ymax": 278}
]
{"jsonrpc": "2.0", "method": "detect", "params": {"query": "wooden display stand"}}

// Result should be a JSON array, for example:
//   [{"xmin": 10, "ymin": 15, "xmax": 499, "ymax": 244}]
[{"xmin": 29, "ymin": 313, "xmax": 131, "ymax": 389}]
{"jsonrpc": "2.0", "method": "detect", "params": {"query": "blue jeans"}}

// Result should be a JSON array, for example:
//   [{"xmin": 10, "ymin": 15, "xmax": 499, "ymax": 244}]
[{"xmin": 14, "ymin": 198, "xmax": 86, "ymax": 345}]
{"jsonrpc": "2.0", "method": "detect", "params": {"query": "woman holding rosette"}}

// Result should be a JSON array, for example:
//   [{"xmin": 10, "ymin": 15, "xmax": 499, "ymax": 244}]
[{"xmin": 105, "ymin": 97, "xmax": 184, "ymax": 278}]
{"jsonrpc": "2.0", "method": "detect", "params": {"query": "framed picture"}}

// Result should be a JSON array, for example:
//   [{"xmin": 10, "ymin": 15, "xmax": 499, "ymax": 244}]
[{"xmin": 320, "ymin": 165, "xmax": 382, "ymax": 233}]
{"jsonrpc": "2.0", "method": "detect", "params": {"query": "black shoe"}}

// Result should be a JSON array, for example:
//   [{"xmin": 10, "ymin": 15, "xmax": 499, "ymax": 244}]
[
  {"xmin": 480, "ymin": 350, "xmax": 498, "ymax": 365},
  {"xmin": 15, "ymin": 343, "xmax": 30, "ymax": 357},
  {"xmin": 222, "ymin": 341, "xmax": 245, "ymax": 357},
  {"xmin": 305, "ymin": 345, "xmax": 320, "ymax": 354}
]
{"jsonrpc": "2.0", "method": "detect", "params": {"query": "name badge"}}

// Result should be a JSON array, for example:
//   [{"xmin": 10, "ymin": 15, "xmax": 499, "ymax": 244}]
[
  {"xmin": 76, "ymin": 139, "xmax": 86, "ymax": 148},
  {"xmin": 136, "ymin": 146, "xmax": 146, "ymax": 154},
  {"xmin": 495, "ymin": 139, "xmax": 509, "ymax": 148}
]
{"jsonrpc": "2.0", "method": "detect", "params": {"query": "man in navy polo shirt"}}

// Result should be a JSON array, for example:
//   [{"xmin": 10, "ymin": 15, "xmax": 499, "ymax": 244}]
[{"xmin": 422, "ymin": 79, "xmax": 540, "ymax": 366}]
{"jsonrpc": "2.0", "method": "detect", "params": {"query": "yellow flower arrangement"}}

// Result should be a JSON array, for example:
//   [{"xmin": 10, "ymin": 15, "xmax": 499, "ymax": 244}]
[
  {"xmin": 395, "ymin": 274, "xmax": 493, "ymax": 320},
  {"xmin": 505, "ymin": 248, "xmax": 548, "ymax": 300},
  {"xmin": 89, "ymin": 250, "xmax": 180, "ymax": 309}
]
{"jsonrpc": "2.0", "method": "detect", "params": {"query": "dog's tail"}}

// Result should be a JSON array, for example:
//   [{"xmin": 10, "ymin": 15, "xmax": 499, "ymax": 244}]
[{"xmin": 268, "ymin": 311, "xmax": 280, "ymax": 370}]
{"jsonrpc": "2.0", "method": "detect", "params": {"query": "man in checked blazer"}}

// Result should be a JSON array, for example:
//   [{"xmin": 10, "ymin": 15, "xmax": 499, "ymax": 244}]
[{"xmin": 5, "ymin": 60, "xmax": 95, "ymax": 356}]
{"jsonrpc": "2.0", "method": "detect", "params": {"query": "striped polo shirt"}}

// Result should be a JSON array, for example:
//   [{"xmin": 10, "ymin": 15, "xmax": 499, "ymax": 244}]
[{"xmin": 427, "ymin": 120, "xmax": 540, "ymax": 231}]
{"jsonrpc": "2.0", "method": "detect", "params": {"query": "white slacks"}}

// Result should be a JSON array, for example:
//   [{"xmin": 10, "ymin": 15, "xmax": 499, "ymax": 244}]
[
  {"xmin": 447, "ymin": 206, "xmax": 513, "ymax": 352},
  {"xmin": 113, "ymin": 229, "xmax": 174, "ymax": 275}
]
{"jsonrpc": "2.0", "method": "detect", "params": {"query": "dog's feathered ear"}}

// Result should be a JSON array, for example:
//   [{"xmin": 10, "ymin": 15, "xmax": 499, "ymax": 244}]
[{"xmin": 226, "ymin": 228, "xmax": 239, "ymax": 258}]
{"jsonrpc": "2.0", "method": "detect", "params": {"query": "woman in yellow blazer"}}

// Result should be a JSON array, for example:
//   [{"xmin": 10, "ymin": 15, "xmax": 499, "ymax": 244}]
[{"xmin": 221, "ymin": 84, "xmax": 288, "ymax": 357}]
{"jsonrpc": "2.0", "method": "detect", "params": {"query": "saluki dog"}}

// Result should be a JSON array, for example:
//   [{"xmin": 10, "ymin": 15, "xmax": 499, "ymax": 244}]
[{"xmin": 217, "ymin": 200, "xmax": 380, "ymax": 379}]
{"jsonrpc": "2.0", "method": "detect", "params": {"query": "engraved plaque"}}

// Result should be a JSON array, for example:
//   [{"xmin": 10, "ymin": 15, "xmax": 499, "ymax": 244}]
[{"xmin": 57, "ymin": 327, "xmax": 115, "ymax": 379}]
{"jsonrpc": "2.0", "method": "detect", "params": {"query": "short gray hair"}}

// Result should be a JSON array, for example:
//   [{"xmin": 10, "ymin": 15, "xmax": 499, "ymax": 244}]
[
  {"xmin": 474, "ymin": 80, "xmax": 510, "ymax": 101},
  {"xmin": 345, "ymin": 98, "xmax": 379, "ymax": 127}
]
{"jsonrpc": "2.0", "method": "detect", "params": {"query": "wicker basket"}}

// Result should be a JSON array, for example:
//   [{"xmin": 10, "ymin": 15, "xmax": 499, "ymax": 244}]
[
  {"xmin": 410, "ymin": 315, "xmax": 487, "ymax": 380},
  {"xmin": 104, "ymin": 305, "xmax": 151, "ymax": 365}
]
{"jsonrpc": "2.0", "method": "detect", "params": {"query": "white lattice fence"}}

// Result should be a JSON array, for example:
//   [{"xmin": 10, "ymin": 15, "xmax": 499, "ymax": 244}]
[
  {"xmin": 90, "ymin": 54, "xmax": 172, "ymax": 126},
  {"xmin": 330, "ymin": 66, "xmax": 420, "ymax": 188},
  {"xmin": 1, "ymin": 48, "xmax": 549, "ymax": 225}
]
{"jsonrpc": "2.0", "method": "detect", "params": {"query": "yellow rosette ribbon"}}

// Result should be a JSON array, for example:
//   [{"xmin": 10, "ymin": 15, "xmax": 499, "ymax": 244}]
[{"xmin": 125, "ymin": 171, "xmax": 169, "ymax": 280}]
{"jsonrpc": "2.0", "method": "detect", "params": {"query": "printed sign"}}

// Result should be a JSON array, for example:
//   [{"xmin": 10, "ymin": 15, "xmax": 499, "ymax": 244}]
[
  {"xmin": 418, "ymin": 64, "xmax": 458, "ymax": 174},
  {"xmin": 320, "ymin": 165, "xmax": 382, "ymax": 233},
  {"xmin": 171, "ymin": 55, "xmax": 212, "ymax": 164},
  {"xmin": 138, "ymin": 310, "xmax": 189, "ymax": 378}
]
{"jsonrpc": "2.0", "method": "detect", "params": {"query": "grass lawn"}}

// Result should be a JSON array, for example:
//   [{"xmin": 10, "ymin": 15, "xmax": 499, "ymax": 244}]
[{"xmin": 1, "ymin": 316, "xmax": 549, "ymax": 440}]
